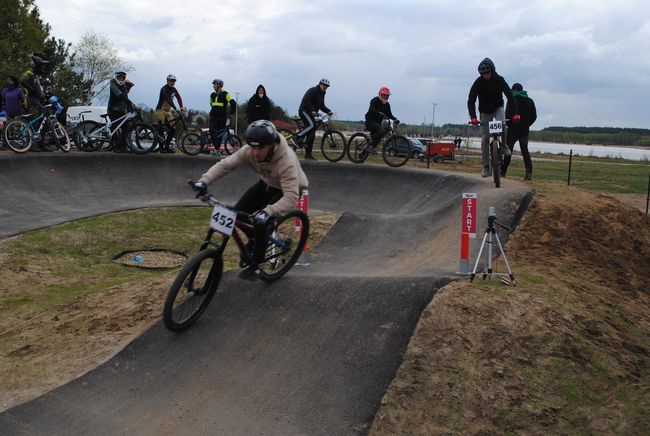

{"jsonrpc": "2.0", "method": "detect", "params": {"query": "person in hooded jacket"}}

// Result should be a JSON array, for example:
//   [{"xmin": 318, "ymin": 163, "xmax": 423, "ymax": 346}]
[
  {"xmin": 108, "ymin": 70, "xmax": 135, "ymax": 152},
  {"xmin": 467, "ymin": 57, "xmax": 520, "ymax": 177},
  {"xmin": 20, "ymin": 55, "xmax": 48, "ymax": 115},
  {"xmin": 2, "ymin": 76, "xmax": 26, "ymax": 119},
  {"xmin": 502, "ymin": 82, "xmax": 537, "ymax": 180},
  {"xmin": 365, "ymin": 86, "xmax": 400, "ymax": 154},
  {"xmin": 246, "ymin": 84, "xmax": 271, "ymax": 124}
]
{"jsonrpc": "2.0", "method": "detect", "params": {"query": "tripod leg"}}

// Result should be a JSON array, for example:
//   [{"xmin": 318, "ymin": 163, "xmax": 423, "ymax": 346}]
[
  {"xmin": 484, "ymin": 230, "xmax": 494, "ymax": 280},
  {"xmin": 470, "ymin": 232, "xmax": 489, "ymax": 282},
  {"xmin": 494, "ymin": 233, "xmax": 516, "ymax": 285}
]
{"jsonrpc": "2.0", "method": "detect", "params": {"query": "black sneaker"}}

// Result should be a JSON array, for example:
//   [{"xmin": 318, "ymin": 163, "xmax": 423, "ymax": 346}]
[
  {"xmin": 304, "ymin": 153, "xmax": 317, "ymax": 160},
  {"xmin": 238, "ymin": 266, "xmax": 260, "ymax": 281}
]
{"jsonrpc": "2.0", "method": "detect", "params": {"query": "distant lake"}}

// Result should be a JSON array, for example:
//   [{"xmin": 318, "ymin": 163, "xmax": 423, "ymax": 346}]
[{"xmin": 467, "ymin": 138, "xmax": 650, "ymax": 161}]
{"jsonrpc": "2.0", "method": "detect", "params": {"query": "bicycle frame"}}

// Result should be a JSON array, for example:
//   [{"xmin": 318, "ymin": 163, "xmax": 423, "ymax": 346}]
[{"xmin": 87, "ymin": 111, "xmax": 138, "ymax": 141}]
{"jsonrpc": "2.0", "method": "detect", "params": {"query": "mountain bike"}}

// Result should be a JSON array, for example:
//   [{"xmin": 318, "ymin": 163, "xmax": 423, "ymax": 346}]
[
  {"xmin": 154, "ymin": 108, "xmax": 202, "ymax": 153},
  {"xmin": 162, "ymin": 181, "xmax": 310, "ymax": 332},
  {"xmin": 277, "ymin": 114, "xmax": 347, "ymax": 162},
  {"xmin": 474, "ymin": 119, "xmax": 508, "ymax": 188},
  {"xmin": 74, "ymin": 108, "xmax": 157, "ymax": 154},
  {"xmin": 177, "ymin": 123, "xmax": 242, "ymax": 156},
  {"xmin": 346, "ymin": 118, "xmax": 411, "ymax": 167},
  {"xmin": 4, "ymin": 104, "xmax": 71, "ymax": 153}
]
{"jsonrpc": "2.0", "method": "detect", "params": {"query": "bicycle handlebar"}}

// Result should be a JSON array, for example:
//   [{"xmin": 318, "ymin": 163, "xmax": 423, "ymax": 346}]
[{"xmin": 187, "ymin": 180, "xmax": 253, "ymax": 219}]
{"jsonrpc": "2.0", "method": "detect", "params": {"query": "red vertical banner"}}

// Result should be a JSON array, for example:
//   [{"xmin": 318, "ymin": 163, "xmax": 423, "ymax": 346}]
[
  {"xmin": 296, "ymin": 189, "xmax": 309, "ymax": 249},
  {"xmin": 459, "ymin": 193, "xmax": 477, "ymax": 273}
]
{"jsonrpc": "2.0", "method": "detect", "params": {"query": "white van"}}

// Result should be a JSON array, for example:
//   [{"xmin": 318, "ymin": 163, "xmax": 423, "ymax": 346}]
[{"xmin": 66, "ymin": 106, "xmax": 106, "ymax": 126}]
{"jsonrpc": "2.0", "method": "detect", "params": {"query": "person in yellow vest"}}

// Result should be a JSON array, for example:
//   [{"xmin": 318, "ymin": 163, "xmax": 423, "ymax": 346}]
[{"xmin": 209, "ymin": 79, "xmax": 236, "ymax": 148}]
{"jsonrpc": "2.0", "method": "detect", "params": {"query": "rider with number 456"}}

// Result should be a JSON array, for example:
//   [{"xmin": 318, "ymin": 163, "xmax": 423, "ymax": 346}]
[
  {"xmin": 467, "ymin": 58, "xmax": 520, "ymax": 178},
  {"xmin": 192, "ymin": 120, "xmax": 309, "ymax": 280}
]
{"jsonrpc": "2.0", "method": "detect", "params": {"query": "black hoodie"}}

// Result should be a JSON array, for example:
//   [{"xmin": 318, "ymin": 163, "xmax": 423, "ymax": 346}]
[
  {"xmin": 467, "ymin": 58, "xmax": 518, "ymax": 118},
  {"xmin": 246, "ymin": 84, "xmax": 271, "ymax": 123}
]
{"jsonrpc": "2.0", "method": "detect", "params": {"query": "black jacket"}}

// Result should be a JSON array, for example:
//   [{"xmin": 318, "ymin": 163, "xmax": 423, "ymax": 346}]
[
  {"xmin": 108, "ymin": 79, "xmax": 132, "ymax": 113},
  {"xmin": 467, "ymin": 71, "xmax": 518, "ymax": 118},
  {"xmin": 298, "ymin": 85, "xmax": 331, "ymax": 114},
  {"xmin": 506, "ymin": 91, "xmax": 537, "ymax": 136},
  {"xmin": 365, "ymin": 96, "xmax": 396, "ymax": 124},
  {"xmin": 246, "ymin": 84, "xmax": 271, "ymax": 123}
]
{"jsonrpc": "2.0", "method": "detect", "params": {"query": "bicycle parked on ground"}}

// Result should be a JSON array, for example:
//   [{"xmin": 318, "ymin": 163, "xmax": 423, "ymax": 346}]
[
  {"xmin": 4, "ymin": 103, "xmax": 71, "ymax": 153},
  {"xmin": 277, "ymin": 114, "xmax": 347, "ymax": 162},
  {"xmin": 346, "ymin": 118, "xmax": 412, "ymax": 167},
  {"xmin": 162, "ymin": 181, "xmax": 309, "ymax": 332},
  {"xmin": 74, "ymin": 108, "xmax": 158, "ymax": 154},
  {"xmin": 154, "ymin": 108, "xmax": 202, "ymax": 153},
  {"xmin": 474, "ymin": 119, "xmax": 509, "ymax": 188},
  {"xmin": 177, "ymin": 123, "xmax": 242, "ymax": 156}
]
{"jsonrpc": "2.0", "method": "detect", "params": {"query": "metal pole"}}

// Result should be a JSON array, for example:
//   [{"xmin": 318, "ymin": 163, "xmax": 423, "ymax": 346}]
[
  {"xmin": 567, "ymin": 149, "xmax": 573, "ymax": 186},
  {"xmin": 431, "ymin": 103, "xmax": 437, "ymax": 138},
  {"xmin": 646, "ymin": 172, "xmax": 649, "ymax": 214}
]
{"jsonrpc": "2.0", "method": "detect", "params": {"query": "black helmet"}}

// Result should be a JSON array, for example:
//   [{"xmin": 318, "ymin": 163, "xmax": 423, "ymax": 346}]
[
  {"xmin": 478, "ymin": 58, "xmax": 495, "ymax": 74},
  {"xmin": 212, "ymin": 79, "xmax": 224, "ymax": 86},
  {"xmin": 512, "ymin": 82, "xmax": 523, "ymax": 92},
  {"xmin": 246, "ymin": 120, "xmax": 278, "ymax": 147}
]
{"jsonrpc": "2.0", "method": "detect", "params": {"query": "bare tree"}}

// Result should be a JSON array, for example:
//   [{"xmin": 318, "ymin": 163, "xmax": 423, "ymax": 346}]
[{"xmin": 73, "ymin": 30, "xmax": 132, "ymax": 104}]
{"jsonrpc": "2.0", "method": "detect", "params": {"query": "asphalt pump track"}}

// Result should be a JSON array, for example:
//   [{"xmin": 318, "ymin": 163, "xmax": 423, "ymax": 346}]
[{"xmin": 0, "ymin": 154, "xmax": 533, "ymax": 435}]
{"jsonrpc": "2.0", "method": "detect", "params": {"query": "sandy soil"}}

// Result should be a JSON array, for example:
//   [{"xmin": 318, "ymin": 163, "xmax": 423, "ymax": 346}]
[{"xmin": 1, "ymin": 188, "xmax": 649, "ymax": 434}]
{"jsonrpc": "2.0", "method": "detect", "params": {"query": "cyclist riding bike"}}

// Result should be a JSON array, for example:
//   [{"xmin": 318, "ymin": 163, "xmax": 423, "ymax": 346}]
[
  {"xmin": 295, "ymin": 78, "xmax": 334, "ymax": 160},
  {"xmin": 155, "ymin": 73, "xmax": 185, "ymax": 153},
  {"xmin": 467, "ymin": 58, "xmax": 520, "ymax": 177},
  {"xmin": 365, "ymin": 86, "xmax": 400, "ymax": 154},
  {"xmin": 191, "ymin": 120, "xmax": 309, "ymax": 280}
]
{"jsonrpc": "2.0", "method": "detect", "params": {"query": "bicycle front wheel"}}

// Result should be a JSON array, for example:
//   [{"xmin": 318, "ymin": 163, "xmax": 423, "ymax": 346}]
[
  {"xmin": 224, "ymin": 133, "xmax": 242, "ymax": 155},
  {"xmin": 346, "ymin": 132, "xmax": 370, "ymax": 163},
  {"xmin": 491, "ymin": 138, "xmax": 501, "ymax": 188},
  {"xmin": 127, "ymin": 122, "xmax": 158, "ymax": 154},
  {"xmin": 258, "ymin": 210, "xmax": 309, "ymax": 282},
  {"xmin": 49, "ymin": 121, "xmax": 71, "ymax": 152},
  {"xmin": 178, "ymin": 130, "xmax": 206, "ymax": 155},
  {"xmin": 320, "ymin": 129, "xmax": 347, "ymax": 162},
  {"xmin": 382, "ymin": 134, "xmax": 411, "ymax": 167},
  {"xmin": 163, "ymin": 249, "xmax": 223, "ymax": 332},
  {"xmin": 4, "ymin": 120, "xmax": 32, "ymax": 153}
]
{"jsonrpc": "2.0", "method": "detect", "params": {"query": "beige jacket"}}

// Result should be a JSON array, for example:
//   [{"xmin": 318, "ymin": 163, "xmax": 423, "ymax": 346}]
[{"xmin": 199, "ymin": 135, "xmax": 309, "ymax": 217}]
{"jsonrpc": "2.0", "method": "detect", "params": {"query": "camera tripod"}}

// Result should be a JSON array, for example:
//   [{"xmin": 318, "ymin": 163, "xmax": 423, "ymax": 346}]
[{"xmin": 470, "ymin": 207, "xmax": 515, "ymax": 284}]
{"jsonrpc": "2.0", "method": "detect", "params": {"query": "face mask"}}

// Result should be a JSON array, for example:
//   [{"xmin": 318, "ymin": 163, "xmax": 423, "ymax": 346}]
[
  {"xmin": 258, "ymin": 92, "xmax": 264, "ymax": 98},
  {"xmin": 380, "ymin": 97, "xmax": 388, "ymax": 104}
]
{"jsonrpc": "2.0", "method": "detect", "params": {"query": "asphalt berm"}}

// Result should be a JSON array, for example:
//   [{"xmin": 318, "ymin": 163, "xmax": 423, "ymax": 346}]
[{"xmin": 0, "ymin": 153, "xmax": 532, "ymax": 435}]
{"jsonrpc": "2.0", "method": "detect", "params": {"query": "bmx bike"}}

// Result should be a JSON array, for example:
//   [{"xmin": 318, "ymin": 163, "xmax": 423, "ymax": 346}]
[
  {"xmin": 346, "ymin": 118, "xmax": 412, "ymax": 167},
  {"xmin": 277, "ymin": 114, "xmax": 347, "ymax": 162}
]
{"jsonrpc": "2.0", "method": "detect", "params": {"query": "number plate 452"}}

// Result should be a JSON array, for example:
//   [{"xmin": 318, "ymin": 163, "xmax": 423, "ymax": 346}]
[{"xmin": 210, "ymin": 204, "xmax": 237, "ymax": 235}]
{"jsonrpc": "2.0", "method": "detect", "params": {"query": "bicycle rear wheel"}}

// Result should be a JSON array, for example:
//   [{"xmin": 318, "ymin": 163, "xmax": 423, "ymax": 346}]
[
  {"xmin": 346, "ymin": 132, "xmax": 370, "ymax": 163},
  {"xmin": 163, "ymin": 249, "xmax": 223, "ymax": 332},
  {"xmin": 320, "ymin": 129, "xmax": 347, "ymax": 162},
  {"xmin": 49, "ymin": 121, "xmax": 71, "ymax": 152},
  {"xmin": 258, "ymin": 210, "xmax": 309, "ymax": 282},
  {"xmin": 127, "ymin": 122, "xmax": 158, "ymax": 154},
  {"xmin": 224, "ymin": 133, "xmax": 242, "ymax": 155},
  {"xmin": 382, "ymin": 134, "xmax": 411, "ymax": 167},
  {"xmin": 179, "ymin": 130, "xmax": 206, "ymax": 155},
  {"xmin": 74, "ymin": 121, "xmax": 103, "ymax": 151},
  {"xmin": 4, "ymin": 120, "xmax": 32, "ymax": 153},
  {"xmin": 491, "ymin": 138, "xmax": 501, "ymax": 188}
]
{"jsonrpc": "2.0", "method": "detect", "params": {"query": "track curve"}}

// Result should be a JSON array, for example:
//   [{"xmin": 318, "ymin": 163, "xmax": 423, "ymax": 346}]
[{"xmin": 0, "ymin": 154, "xmax": 532, "ymax": 435}]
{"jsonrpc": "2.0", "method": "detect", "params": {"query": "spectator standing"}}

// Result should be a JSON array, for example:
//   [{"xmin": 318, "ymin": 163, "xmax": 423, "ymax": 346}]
[
  {"xmin": 155, "ymin": 73, "xmax": 185, "ymax": 153},
  {"xmin": 467, "ymin": 57, "xmax": 520, "ymax": 177},
  {"xmin": 2, "ymin": 76, "xmax": 26, "ymax": 119},
  {"xmin": 503, "ymin": 82, "xmax": 537, "ymax": 180},
  {"xmin": 209, "ymin": 79, "xmax": 236, "ymax": 148},
  {"xmin": 296, "ymin": 79, "xmax": 334, "ymax": 160},
  {"xmin": 20, "ymin": 55, "xmax": 48, "ymax": 115},
  {"xmin": 246, "ymin": 84, "xmax": 271, "ymax": 124}
]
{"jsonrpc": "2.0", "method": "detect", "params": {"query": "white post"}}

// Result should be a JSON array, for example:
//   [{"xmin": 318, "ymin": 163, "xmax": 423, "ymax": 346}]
[{"xmin": 431, "ymin": 103, "xmax": 437, "ymax": 138}]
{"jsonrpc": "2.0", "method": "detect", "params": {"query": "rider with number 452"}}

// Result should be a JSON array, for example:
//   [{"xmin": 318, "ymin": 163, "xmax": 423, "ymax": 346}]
[{"xmin": 192, "ymin": 120, "xmax": 309, "ymax": 280}]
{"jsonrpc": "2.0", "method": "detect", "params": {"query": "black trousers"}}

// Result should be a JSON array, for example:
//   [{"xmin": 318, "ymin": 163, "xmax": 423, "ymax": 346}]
[
  {"xmin": 297, "ymin": 111, "xmax": 316, "ymax": 154},
  {"xmin": 502, "ymin": 132, "xmax": 532, "ymax": 175},
  {"xmin": 209, "ymin": 116, "xmax": 227, "ymax": 147},
  {"xmin": 234, "ymin": 180, "xmax": 283, "ymax": 263},
  {"xmin": 365, "ymin": 120, "xmax": 383, "ymax": 147}
]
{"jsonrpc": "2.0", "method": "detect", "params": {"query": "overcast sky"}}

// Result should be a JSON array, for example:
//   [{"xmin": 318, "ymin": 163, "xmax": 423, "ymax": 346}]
[{"xmin": 38, "ymin": 0, "xmax": 650, "ymax": 129}]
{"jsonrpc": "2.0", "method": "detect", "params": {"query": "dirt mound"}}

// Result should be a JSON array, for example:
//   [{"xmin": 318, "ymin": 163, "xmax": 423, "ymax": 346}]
[{"xmin": 371, "ymin": 184, "xmax": 650, "ymax": 435}]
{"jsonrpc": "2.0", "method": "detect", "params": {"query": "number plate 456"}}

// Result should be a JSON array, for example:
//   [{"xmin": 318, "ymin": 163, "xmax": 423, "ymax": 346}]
[
  {"xmin": 210, "ymin": 204, "xmax": 237, "ymax": 235},
  {"xmin": 488, "ymin": 120, "xmax": 503, "ymax": 134}
]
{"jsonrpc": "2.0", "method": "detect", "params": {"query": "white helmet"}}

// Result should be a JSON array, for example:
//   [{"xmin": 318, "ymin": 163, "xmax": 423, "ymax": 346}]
[
  {"xmin": 319, "ymin": 78, "xmax": 330, "ymax": 87},
  {"xmin": 167, "ymin": 73, "xmax": 177, "ymax": 81}
]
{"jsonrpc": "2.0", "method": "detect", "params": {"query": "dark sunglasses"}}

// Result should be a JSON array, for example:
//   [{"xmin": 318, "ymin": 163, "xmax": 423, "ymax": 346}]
[{"xmin": 380, "ymin": 93, "xmax": 390, "ymax": 98}]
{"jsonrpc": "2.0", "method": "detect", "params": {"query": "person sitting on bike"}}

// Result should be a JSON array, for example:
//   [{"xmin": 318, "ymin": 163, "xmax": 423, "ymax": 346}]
[
  {"xmin": 209, "ymin": 79, "xmax": 236, "ymax": 151},
  {"xmin": 295, "ymin": 78, "xmax": 334, "ymax": 160},
  {"xmin": 192, "ymin": 120, "xmax": 309, "ymax": 280},
  {"xmin": 108, "ymin": 69, "xmax": 135, "ymax": 152},
  {"xmin": 467, "ymin": 58, "xmax": 520, "ymax": 177},
  {"xmin": 155, "ymin": 73, "xmax": 185, "ymax": 153},
  {"xmin": 365, "ymin": 86, "xmax": 400, "ymax": 154}
]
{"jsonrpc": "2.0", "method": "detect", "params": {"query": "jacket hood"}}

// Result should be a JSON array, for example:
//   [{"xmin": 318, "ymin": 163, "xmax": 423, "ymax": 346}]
[
  {"xmin": 478, "ymin": 57, "xmax": 496, "ymax": 73},
  {"xmin": 256, "ymin": 84, "xmax": 266, "ymax": 96}
]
